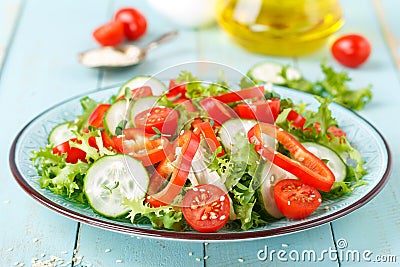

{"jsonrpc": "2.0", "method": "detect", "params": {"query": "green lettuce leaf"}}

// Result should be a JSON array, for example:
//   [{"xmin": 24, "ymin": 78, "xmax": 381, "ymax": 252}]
[
  {"xmin": 122, "ymin": 198, "xmax": 184, "ymax": 231},
  {"xmin": 31, "ymin": 145, "xmax": 89, "ymax": 199}
]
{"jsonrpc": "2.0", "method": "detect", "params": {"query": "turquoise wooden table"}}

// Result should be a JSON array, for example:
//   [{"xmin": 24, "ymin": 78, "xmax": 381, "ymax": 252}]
[{"xmin": 1, "ymin": 0, "xmax": 399, "ymax": 266}]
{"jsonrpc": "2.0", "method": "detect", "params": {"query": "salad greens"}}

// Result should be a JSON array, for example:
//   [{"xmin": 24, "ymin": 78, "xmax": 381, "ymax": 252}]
[
  {"xmin": 30, "ymin": 69, "xmax": 369, "ymax": 232},
  {"xmin": 249, "ymin": 61, "xmax": 373, "ymax": 111}
]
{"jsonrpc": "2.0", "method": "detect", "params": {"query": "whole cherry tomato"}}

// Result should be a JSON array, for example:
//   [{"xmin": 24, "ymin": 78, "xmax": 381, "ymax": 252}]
[
  {"xmin": 93, "ymin": 21, "xmax": 124, "ymax": 46},
  {"xmin": 114, "ymin": 8, "xmax": 147, "ymax": 41},
  {"xmin": 331, "ymin": 34, "xmax": 371, "ymax": 68}
]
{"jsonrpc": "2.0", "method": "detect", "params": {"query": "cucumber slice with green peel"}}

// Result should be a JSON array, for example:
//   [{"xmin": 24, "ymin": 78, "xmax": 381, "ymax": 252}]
[
  {"xmin": 257, "ymin": 161, "xmax": 297, "ymax": 219},
  {"xmin": 48, "ymin": 122, "xmax": 76, "ymax": 146},
  {"xmin": 248, "ymin": 62, "xmax": 302, "ymax": 85},
  {"xmin": 117, "ymin": 76, "xmax": 167, "ymax": 98},
  {"xmin": 218, "ymin": 119, "xmax": 258, "ymax": 153},
  {"xmin": 128, "ymin": 96, "xmax": 159, "ymax": 125},
  {"xmin": 302, "ymin": 142, "xmax": 347, "ymax": 182},
  {"xmin": 84, "ymin": 154, "xmax": 149, "ymax": 218},
  {"xmin": 104, "ymin": 99, "xmax": 130, "ymax": 136}
]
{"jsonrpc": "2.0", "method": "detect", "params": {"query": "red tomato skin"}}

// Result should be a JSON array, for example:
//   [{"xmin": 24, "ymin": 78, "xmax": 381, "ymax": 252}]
[
  {"xmin": 274, "ymin": 179, "xmax": 322, "ymax": 219},
  {"xmin": 182, "ymin": 184, "xmax": 230, "ymax": 233},
  {"xmin": 52, "ymin": 139, "xmax": 87, "ymax": 164},
  {"xmin": 93, "ymin": 21, "xmax": 125, "ymax": 47},
  {"xmin": 200, "ymin": 97, "xmax": 238, "ymax": 125},
  {"xmin": 114, "ymin": 8, "xmax": 147, "ymax": 41},
  {"xmin": 331, "ymin": 34, "xmax": 371, "ymax": 68},
  {"xmin": 113, "ymin": 128, "xmax": 171, "ymax": 166},
  {"xmin": 287, "ymin": 110, "xmax": 306, "ymax": 129},
  {"xmin": 117, "ymin": 86, "xmax": 153, "ymax": 100},
  {"xmin": 167, "ymin": 79, "xmax": 187, "ymax": 99},
  {"xmin": 88, "ymin": 104, "xmax": 111, "ymax": 128},
  {"xmin": 235, "ymin": 99, "xmax": 280, "ymax": 123},
  {"xmin": 134, "ymin": 107, "xmax": 179, "ymax": 136}
]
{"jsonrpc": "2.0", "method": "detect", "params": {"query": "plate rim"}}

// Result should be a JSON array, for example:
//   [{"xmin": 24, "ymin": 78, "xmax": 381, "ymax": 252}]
[{"xmin": 9, "ymin": 85, "xmax": 393, "ymax": 241}]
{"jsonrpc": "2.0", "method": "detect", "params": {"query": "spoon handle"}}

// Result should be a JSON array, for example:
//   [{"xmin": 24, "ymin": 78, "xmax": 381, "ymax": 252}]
[{"xmin": 142, "ymin": 31, "xmax": 178, "ymax": 54}]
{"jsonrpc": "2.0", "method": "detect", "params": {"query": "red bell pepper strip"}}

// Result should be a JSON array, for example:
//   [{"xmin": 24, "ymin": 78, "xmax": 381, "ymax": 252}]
[
  {"xmin": 200, "ymin": 97, "xmax": 238, "ymax": 124},
  {"xmin": 146, "ymin": 131, "xmax": 200, "ymax": 207},
  {"xmin": 235, "ymin": 98, "xmax": 280, "ymax": 123},
  {"xmin": 212, "ymin": 86, "xmax": 265, "ymax": 103},
  {"xmin": 248, "ymin": 122, "xmax": 335, "ymax": 192},
  {"xmin": 197, "ymin": 121, "xmax": 225, "ymax": 156}
]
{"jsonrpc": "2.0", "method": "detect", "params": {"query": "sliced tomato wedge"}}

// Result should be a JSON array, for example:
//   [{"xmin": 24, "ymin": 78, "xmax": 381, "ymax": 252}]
[
  {"xmin": 88, "ymin": 104, "xmax": 111, "ymax": 128},
  {"xmin": 313, "ymin": 123, "xmax": 346, "ymax": 138},
  {"xmin": 117, "ymin": 86, "xmax": 153, "ymax": 100},
  {"xmin": 200, "ymin": 97, "xmax": 238, "ymax": 124},
  {"xmin": 287, "ymin": 110, "xmax": 306, "ymax": 129},
  {"xmin": 166, "ymin": 79, "xmax": 187, "ymax": 99},
  {"xmin": 52, "ymin": 138, "xmax": 90, "ymax": 164},
  {"xmin": 182, "ymin": 184, "xmax": 230, "ymax": 233},
  {"xmin": 174, "ymin": 98, "xmax": 197, "ymax": 112},
  {"xmin": 248, "ymin": 123, "xmax": 335, "ymax": 192},
  {"xmin": 235, "ymin": 98, "xmax": 280, "ymax": 123},
  {"xmin": 197, "ymin": 121, "xmax": 224, "ymax": 156},
  {"xmin": 274, "ymin": 179, "xmax": 322, "ymax": 219},
  {"xmin": 114, "ymin": 128, "xmax": 172, "ymax": 166},
  {"xmin": 134, "ymin": 107, "xmax": 179, "ymax": 136},
  {"xmin": 146, "ymin": 131, "xmax": 200, "ymax": 207},
  {"xmin": 212, "ymin": 86, "xmax": 264, "ymax": 103}
]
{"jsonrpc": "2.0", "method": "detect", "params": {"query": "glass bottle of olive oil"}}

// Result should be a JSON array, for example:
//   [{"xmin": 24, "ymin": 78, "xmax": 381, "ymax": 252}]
[{"xmin": 216, "ymin": 0, "xmax": 343, "ymax": 56}]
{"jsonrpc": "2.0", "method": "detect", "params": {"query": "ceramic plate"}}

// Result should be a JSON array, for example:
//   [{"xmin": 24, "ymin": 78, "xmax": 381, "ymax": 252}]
[{"xmin": 9, "ymin": 85, "xmax": 391, "ymax": 241}]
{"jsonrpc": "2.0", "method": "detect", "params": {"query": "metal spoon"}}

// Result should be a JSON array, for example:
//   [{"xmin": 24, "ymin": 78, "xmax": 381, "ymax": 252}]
[{"xmin": 78, "ymin": 30, "xmax": 178, "ymax": 68}]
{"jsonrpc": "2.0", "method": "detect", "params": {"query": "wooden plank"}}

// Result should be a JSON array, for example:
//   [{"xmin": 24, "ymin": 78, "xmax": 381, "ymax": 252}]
[
  {"xmin": 0, "ymin": 0, "xmax": 110, "ymax": 266},
  {"xmin": 0, "ymin": 0, "xmax": 22, "ymax": 70},
  {"xmin": 75, "ymin": 224, "xmax": 204, "ymax": 267},
  {"xmin": 205, "ymin": 225, "xmax": 337, "ymax": 267}
]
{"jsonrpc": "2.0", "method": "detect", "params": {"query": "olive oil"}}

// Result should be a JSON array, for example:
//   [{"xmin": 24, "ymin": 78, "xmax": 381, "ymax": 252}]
[{"xmin": 216, "ymin": 0, "xmax": 343, "ymax": 56}]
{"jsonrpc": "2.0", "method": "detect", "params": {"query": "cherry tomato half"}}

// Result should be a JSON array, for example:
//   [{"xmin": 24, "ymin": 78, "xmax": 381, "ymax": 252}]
[
  {"xmin": 182, "ymin": 184, "xmax": 230, "ymax": 233},
  {"xmin": 93, "ymin": 21, "xmax": 125, "ymax": 47},
  {"xmin": 134, "ymin": 107, "xmax": 179, "ymax": 136},
  {"xmin": 331, "ymin": 34, "xmax": 371, "ymax": 68},
  {"xmin": 114, "ymin": 8, "xmax": 147, "ymax": 41},
  {"xmin": 274, "ymin": 179, "xmax": 322, "ymax": 219}
]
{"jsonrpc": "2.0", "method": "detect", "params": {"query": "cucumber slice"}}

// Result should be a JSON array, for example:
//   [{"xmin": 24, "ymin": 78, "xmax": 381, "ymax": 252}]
[
  {"xmin": 302, "ymin": 142, "xmax": 347, "ymax": 182},
  {"xmin": 248, "ymin": 62, "xmax": 302, "ymax": 85},
  {"xmin": 128, "ymin": 96, "xmax": 159, "ymax": 124},
  {"xmin": 257, "ymin": 161, "xmax": 297, "ymax": 219},
  {"xmin": 84, "ymin": 154, "xmax": 149, "ymax": 218},
  {"xmin": 104, "ymin": 99, "xmax": 130, "ymax": 136},
  {"xmin": 48, "ymin": 122, "xmax": 76, "ymax": 146},
  {"xmin": 218, "ymin": 119, "xmax": 257, "ymax": 152},
  {"xmin": 117, "ymin": 76, "xmax": 167, "ymax": 98}
]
